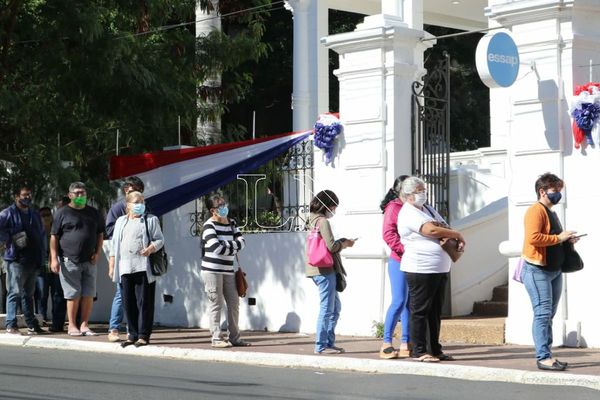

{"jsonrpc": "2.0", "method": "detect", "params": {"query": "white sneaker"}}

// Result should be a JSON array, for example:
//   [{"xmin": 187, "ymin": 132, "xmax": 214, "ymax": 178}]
[
  {"xmin": 107, "ymin": 330, "xmax": 121, "ymax": 342},
  {"xmin": 211, "ymin": 340, "xmax": 232, "ymax": 348}
]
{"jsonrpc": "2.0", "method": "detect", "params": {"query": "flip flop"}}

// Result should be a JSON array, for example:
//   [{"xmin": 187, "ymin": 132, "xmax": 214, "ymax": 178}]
[
  {"xmin": 68, "ymin": 330, "xmax": 82, "ymax": 336},
  {"xmin": 80, "ymin": 329, "xmax": 99, "ymax": 336},
  {"xmin": 413, "ymin": 354, "xmax": 440, "ymax": 363}
]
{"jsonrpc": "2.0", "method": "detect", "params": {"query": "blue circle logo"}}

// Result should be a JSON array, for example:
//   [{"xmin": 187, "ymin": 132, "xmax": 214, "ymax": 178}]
[{"xmin": 476, "ymin": 31, "xmax": 520, "ymax": 88}]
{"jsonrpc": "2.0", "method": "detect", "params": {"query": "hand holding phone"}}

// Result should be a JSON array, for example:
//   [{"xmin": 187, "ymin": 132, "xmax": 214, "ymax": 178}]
[{"xmin": 572, "ymin": 233, "xmax": 587, "ymax": 239}]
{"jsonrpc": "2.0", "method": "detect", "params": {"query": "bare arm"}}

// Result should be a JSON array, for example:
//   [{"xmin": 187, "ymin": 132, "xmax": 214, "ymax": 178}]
[{"xmin": 49, "ymin": 235, "xmax": 60, "ymax": 273}]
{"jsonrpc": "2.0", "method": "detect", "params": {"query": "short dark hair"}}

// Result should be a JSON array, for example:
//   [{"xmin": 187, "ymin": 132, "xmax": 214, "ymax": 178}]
[
  {"xmin": 205, "ymin": 193, "xmax": 225, "ymax": 210},
  {"xmin": 68, "ymin": 182, "xmax": 86, "ymax": 193},
  {"xmin": 12, "ymin": 186, "xmax": 31, "ymax": 197},
  {"xmin": 123, "ymin": 176, "xmax": 145, "ymax": 193},
  {"xmin": 39, "ymin": 206, "xmax": 52, "ymax": 216},
  {"xmin": 309, "ymin": 190, "xmax": 339, "ymax": 215},
  {"xmin": 535, "ymin": 173, "xmax": 564, "ymax": 199}
]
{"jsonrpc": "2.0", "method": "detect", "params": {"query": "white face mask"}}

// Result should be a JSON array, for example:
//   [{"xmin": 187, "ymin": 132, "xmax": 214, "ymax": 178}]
[{"xmin": 413, "ymin": 191, "xmax": 428, "ymax": 207}]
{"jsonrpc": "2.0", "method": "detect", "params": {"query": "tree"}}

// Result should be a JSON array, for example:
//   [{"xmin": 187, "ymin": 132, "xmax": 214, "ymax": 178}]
[{"xmin": 0, "ymin": 0, "xmax": 271, "ymax": 207}]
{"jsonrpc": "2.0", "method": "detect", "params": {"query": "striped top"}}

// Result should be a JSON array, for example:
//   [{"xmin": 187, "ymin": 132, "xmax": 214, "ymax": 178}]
[{"xmin": 201, "ymin": 219, "xmax": 245, "ymax": 274}]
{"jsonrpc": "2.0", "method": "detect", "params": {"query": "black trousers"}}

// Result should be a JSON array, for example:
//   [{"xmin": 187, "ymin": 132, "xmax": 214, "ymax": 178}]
[
  {"xmin": 405, "ymin": 272, "xmax": 448, "ymax": 357},
  {"xmin": 120, "ymin": 272, "xmax": 156, "ymax": 341}
]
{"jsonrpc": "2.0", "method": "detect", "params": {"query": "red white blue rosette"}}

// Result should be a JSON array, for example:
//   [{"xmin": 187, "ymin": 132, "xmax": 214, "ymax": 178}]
[
  {"xmin": 570, "ymin": 82, "xmax": 600, "ymax": 149},
  {"xmin": 313, "ymin": 113, "xmax": 342, "ymax": 165}
]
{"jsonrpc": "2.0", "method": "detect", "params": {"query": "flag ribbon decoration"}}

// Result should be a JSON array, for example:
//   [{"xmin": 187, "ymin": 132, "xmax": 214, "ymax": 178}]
[{"xmin": 110, "ymin": 130, "xmax": 312, "ymax": 217}]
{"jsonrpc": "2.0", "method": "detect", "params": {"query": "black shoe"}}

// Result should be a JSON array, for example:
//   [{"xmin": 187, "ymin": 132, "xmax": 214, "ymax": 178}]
[
  {"xmin": 27, "ymin": 326, "xmax": 47, "ymax": 335},
  {"xmin": 120, "ymin": 340, "xmax": 136, "ymax": 348},
  {"xmin": 537, "ymin": 360, "xmax": 567, "ymax": 371},
  {"xmin": 555, "ymin": 359, "xmax": 569, "ymax": 368}
]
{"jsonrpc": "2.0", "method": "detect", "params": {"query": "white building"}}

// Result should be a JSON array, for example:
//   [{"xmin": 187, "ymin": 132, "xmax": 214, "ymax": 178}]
[{"xmin": 89, "ymin": 0, "xmax": 600, "ymax": 349}]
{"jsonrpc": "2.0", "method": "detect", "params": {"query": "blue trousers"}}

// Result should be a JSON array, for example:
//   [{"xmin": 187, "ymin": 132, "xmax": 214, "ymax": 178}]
[
  {"xmin": 312, "ymin": 273, "xmax": 341, "ymax": 352},
  {"xmin": 6, "ymin": 261, "xmax": 38, "ymax": 329},
  {"xmin": 383, "ymin": 258, "xmax": 410, "ymax": 344}
]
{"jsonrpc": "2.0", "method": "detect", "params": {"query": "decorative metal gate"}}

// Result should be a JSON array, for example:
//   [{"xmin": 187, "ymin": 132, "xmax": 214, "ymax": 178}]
[{"xmin": 411, "ymin": 51, "xmax": 451, "ymax": 222}]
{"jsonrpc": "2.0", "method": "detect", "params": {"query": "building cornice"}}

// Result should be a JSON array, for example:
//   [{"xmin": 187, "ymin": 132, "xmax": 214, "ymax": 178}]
[{"xmin": 485, "ymin": 0, "xmax": 573, "ymax": 26}]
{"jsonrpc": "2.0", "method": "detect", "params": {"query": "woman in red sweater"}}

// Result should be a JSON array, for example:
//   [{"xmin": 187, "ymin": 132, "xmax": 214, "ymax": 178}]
[{"xmin": 379, "ymin": 175, "xmax": 410, "ymax": 359}]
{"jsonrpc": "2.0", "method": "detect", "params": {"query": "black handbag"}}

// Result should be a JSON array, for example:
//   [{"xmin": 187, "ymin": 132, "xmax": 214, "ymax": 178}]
[
  {"xmin": 143, "ymin": 216, "xmax": 168, "ymax": 276},
  {"xmin": 561, "ymin": 241, "xmax": 583, "ymax": 273}
]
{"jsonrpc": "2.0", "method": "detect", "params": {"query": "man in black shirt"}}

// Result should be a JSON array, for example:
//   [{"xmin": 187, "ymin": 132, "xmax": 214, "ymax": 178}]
[
  {"xmin": 0, "ymin": 186, "xmax": 46, "ymax": 335},
  {"xmin": 50, "ymin": 182, "xmax": 105, "ymax": 336}
]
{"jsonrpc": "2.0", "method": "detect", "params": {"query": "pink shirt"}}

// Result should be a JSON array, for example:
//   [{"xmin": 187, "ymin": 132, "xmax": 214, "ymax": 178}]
[{"xmin": 382, "ymin": 199, "xmax": 404, "ymax": 262}]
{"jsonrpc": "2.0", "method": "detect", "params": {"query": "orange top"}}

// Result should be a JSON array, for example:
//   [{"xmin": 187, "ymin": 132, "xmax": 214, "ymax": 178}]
[{"xmin": 522, "ymin": 202, "xmax": 561, "ymax": 266}]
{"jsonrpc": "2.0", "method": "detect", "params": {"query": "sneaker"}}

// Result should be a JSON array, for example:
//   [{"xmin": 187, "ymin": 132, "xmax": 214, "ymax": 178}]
[
  {"xmin": 6, "ymin": 328, "xmax": 21, "ymax": 335},
  {"xmin": 315, "ymin": 347, "xmax": 344, "ymax": 355},
  {"xmin": 107, "ymin": 330, "xmax": 121, "ymax": 342},
  {"xmin": 27, "ymin": 326, "xmax": 47, "ymax": 335},
  {"xmin": 211, "ymin": 340, "xmax": 233, "ymax": 348}
]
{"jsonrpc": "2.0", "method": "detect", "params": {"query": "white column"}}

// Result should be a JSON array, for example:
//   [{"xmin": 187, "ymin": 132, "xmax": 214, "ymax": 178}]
[
  {"xmin": 287, "ymin": 0, "xmax": 322, "ymax": 131},
  {"xmin": 320, "ymin": 18, "xmax": 431, "ymax": 335}
]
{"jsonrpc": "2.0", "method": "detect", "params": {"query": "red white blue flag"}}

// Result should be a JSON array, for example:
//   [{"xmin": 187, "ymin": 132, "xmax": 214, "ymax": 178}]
[{"xmin": 110, "ymin": 131, "xmax": 312, "ymax": 216}]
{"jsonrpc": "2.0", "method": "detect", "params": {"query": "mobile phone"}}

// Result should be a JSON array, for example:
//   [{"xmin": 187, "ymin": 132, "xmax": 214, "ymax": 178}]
[{"xmin": 573, "ymin": 233, "xmax": 587, "ymax": 239}]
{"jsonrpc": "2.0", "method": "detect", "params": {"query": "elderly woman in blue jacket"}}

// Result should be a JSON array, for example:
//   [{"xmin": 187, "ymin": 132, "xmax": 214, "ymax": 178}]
[{"xmin": 108, "ymin": 191, "xmax": 164, "ymax": 348}]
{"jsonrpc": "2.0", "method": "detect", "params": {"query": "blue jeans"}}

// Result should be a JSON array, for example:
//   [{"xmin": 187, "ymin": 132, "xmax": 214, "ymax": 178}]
[
  {"xmin": 312, "ymin": 273, "xmax": 341, "ymax": 352},
  {"xmin": 383, "ymin": 258, "xmax": 410, "ymax": 344},
  {"xmin": 6, "ymin": 261, "xmax": 39, "ymax": 329},
  {"xmin": 35, "ymin": 272, "xmax": 50, "ymax": 320},
  {"xmin": 109, "ymin": 283, "xmax": 124, "ymax": 331},
  {"xmin": 521, "ymin": 262, "xmax": 562, "ymax": 361}
]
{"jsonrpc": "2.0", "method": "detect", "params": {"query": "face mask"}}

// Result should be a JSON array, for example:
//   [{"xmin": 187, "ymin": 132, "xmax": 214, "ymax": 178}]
[
  {"xmin": 18, "ymin": 198, "xmax": 32, "ymax": 207},
  {"xmin": 546, "ymin": 191, "xmax": 562, "ymax": 205},
  {"xmin": 217, "ymin": 205, "xmax": 229, "ymax": 218},
  {"xmin": 413, "ymin": 191, "xmax": 428, "ymax": 207},
  {"xmin": 132, "ymin": 203, "xmax": 145, "ymax": 216},
  {"xmin": 72, "ymin": 196, "xmax": 87, "ymax": 207},
  {"xmin": 325, "ymin": 210, "xmax": 336, "ymax": 219}
]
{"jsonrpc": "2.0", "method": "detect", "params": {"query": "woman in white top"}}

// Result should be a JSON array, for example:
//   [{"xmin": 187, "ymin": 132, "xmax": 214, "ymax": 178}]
[
  {"xmin": 397, "ymin": 177, "xmax": 465, "ymax": 362},
  {"xmin": 108, "ymin": 191, "xmax": 164, "ymax": 348}
]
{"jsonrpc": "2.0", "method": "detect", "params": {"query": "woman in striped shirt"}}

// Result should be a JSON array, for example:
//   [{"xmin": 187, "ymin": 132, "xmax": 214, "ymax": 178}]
[{"xmin": 200, "ymin": 194, "xmax": 249, "ymax": 348}]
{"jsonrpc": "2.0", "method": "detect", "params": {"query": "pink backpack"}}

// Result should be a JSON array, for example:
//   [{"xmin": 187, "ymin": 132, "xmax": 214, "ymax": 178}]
[{"xmin": 306, "ymin": 218, "xmax": 334, "ymax": 268}]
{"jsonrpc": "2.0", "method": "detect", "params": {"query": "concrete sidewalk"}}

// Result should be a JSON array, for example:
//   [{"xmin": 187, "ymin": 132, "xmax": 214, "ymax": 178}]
[{"xmin": 1, "ymin": 325, "xmax": 599, "ymax": 391}]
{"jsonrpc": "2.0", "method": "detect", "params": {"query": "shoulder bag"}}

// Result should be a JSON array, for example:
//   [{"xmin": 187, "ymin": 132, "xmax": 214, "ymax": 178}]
[
  {"xmin": 424, "ymin": 205, "xmax": 464, "ymax": 263},
  {"xmin": 144, "ymin": 216, "xmax": 168, "ymax": 276},
  {"xmin": 306, "ymin": 217, "xmax": 334, "ymax": 268},
  {"xmin": 235, "ymin": 254, "xmax": 249, "ymax": 297}
]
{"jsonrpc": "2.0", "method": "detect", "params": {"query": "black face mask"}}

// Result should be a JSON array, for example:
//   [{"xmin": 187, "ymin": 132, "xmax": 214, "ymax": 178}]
[
  {"xmin": 546, "ymin": 191, "xmax": 562, "ymax": 205},
  {"xmin": 18, "ymin": 198, "xmax": 32, "ymax": 207}
]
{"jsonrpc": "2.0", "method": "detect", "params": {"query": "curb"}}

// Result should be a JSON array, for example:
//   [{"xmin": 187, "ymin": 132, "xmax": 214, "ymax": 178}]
[{"xmin": 1, "ymin": 335, "xmax": 599, "ymax": 391}]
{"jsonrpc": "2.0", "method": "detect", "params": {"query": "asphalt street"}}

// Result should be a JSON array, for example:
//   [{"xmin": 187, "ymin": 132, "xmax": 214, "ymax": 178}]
[{"xmin": 0, "ymin": 345, "xmax": 597, "ymax": 400}]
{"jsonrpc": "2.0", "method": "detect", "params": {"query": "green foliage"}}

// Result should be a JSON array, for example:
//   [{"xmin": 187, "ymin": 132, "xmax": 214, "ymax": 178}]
[
  {"xmin": 372, "ymin": 320, "xmax": 384, "ymax": 338},
  {"xmin": 0, "ymin": 0, "xmax": 271, "ymax": 207}
]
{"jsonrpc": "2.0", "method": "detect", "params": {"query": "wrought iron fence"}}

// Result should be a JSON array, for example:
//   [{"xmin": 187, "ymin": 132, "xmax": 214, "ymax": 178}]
[{"xmin": 189, "ymin": 139, "xmax": 314, "ymax": 236}]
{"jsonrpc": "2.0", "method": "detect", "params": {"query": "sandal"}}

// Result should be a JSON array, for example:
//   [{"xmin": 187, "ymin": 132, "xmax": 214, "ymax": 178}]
[
  {"xmin": 413, "ymin": 354, "xmax": 440, "ymax": 363},
  {"xmin": 397, "ymin": 348, "xmax": 410, "ymax": 358},
  {"xmin": 67, "ymin": 330, "xmax": 82, "ymax": 336},
  {"xmin": 379, "ymin": 346, "xmax": 398, "ymax": 359}
]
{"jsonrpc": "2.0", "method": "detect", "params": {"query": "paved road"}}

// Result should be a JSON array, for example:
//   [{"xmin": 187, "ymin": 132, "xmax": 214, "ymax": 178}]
[{"xmin": 0, "ymin": 345, "xmax": 597, "ymax": 400}]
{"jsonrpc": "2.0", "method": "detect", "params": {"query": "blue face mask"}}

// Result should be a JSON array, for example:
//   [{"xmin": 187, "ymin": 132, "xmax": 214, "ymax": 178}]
[
  {"xmin": 217, "ymin": 205, "xmax": 229, "ymax": 218},
  {"xmin": 132, "ymin": 203, "xmax": 146, "ymax": 216},
  {"xmin": 546, "ymin": 191, "xmax": 562, "ymax": 205}
]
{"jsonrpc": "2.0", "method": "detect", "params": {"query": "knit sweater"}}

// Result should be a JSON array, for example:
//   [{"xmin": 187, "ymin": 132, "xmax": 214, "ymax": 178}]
[
  {"xmin": 382, "ymin": 199, "xmax": 404, "ymax": 262},
  {"xmin": 522, "ymin": 202, "xmax": 562, "ymax": 267}
]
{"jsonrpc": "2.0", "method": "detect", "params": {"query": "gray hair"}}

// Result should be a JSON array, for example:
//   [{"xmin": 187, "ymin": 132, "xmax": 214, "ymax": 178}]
[
  {"xmin": 68, "ymin": 182, "xmax": 86, "ymax": 193},
  {"xmin": 399, "ymin": 176, "xmax": 425, "ymax": 200}
]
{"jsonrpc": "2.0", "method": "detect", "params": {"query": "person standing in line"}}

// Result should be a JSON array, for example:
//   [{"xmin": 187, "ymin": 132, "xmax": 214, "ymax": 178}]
[
  {"xmin": 306, "ymin": 190, "xmax": 354, "ymax": 355},
  {"xmin": 0, "ymin": 186, "xmax": 47, "ymax": 335},
  {"xmin": 521, "ymin": 173, "xmax": 577, "ymax": 371},
  {"xmin": 379, "ymin": 175, "xmax": 410, "ymax": 359},
  {"xmin": 200, "ymin": 194, "xmax": 250, "ymax": 348},
  {"xmin": 109, "ymin": 191, "xmax": 163, "ymax": 348},
  {"xmin": 0, "ymin": 241, "xmax": 7, "ymax": 314},
  {"xmin": 34, "ymin": 207, "xmax": 52, "ymax": 321},
  {"xmin": 105, "ymin": 176, "xmax": 145, "ymax": 342},
  {"xmin": 397, "ymin": 177, "xmax": 465, "ymax": 362},
  {"xmin": 50, "ymin": 182, "xmax": 105, "ymax": 336},
  {"xmin": 38, "ymin": 207, "xmax": 67, "ymax": 332}
]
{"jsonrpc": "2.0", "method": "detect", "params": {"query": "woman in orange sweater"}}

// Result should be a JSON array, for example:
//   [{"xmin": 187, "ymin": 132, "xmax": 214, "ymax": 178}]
[{"xmin": 521, "ymin": 173, "xmax": 577, "ymax": 371}]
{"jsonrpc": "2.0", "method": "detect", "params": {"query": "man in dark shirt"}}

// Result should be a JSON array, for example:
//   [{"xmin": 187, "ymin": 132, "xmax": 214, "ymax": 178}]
[
  {"xmin": 0, "ymin": 186, "xmax": 46, "ymax": 335},
  {"xmin": 50, "ymin": 182, "xmax": 105, "ymax": 336}
]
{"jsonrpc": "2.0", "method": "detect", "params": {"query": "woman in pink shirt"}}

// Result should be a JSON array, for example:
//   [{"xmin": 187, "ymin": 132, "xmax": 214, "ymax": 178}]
[{"xmin": 379, "ymin": 175, "xmax": 410, "ymax": 359}]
